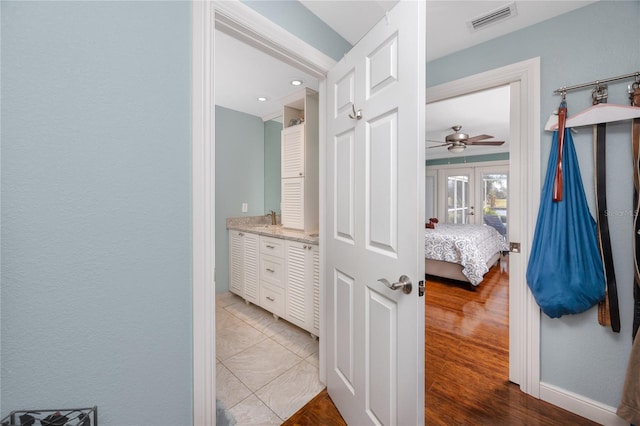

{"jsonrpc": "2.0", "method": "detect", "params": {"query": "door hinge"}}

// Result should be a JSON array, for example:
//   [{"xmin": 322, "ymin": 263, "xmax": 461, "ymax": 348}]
[
  {"xmin": 418, "ymin": 280, "xmax": 425, "ymax": 297},
  {"xmin": 509, "ymin": 242, "xmax": 521, "ymax": 253}
]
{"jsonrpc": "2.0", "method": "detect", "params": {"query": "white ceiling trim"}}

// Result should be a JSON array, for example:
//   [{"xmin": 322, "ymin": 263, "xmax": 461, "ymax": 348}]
[{"xmin": 214, "ymin": 0, "xmax": 336, "ymax": 78}]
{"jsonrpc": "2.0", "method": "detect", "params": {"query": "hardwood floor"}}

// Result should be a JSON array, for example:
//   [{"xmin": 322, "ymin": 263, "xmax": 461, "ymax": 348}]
[
  {"xmin": 425, "ymin": 259, "xmax": 598, "ymax": 425},
  {"xmin": 284, "ymin": 258, "xmax": 600, "ymax": 425},
  {"xmin": 282, "ymin": 388, "xmax": 347, "ymax": 426}
]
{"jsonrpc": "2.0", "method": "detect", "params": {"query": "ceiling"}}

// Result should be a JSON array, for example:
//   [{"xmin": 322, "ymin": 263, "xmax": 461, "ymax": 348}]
[
  {"xmin": 214, "ymin": 29, "xmax": 319, "ymax": 120},
  {"xmin": 426, "ymin": 85, "xmax": 510, "ymax": 159},
  {"xmin": 298, "ymin": 1, "xmax": 398, "ymax": 45},
  {"xmin": 425, "ymin": 1, "xmax": 597, "ymax": 62},
  {"xmin": 215, "ymin": 0, "xmax": 597, "ymax": 152},
  {"xmin": 423, "ymin": 0, "xmax": 596, "ymax": 159}
]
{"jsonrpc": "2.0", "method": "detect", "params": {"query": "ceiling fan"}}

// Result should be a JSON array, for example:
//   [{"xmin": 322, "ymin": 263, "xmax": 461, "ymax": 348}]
[{"xmin": 426, "ymin": 125, "xmax": 505, "ymax": 153}]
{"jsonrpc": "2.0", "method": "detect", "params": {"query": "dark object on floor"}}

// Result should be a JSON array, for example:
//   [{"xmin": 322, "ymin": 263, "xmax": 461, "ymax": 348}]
[
  {"xmin": 18, "ymin": 415, "xmax": 34, "ymax": 426},
  {"xmin": 216, "ymin": 399, "xmax": 236, "ymax": 426},
  {"xmin": 40, "ymin": 413, "xmax": 67, "ymax": 426},
  {"xmin": 0, "ymin": 407, "xmax": 97, "ymax": 426}
]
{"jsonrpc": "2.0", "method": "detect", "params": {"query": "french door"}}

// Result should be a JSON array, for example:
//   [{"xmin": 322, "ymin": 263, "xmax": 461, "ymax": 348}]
[{"xmin": 443, "ymin": 168, "xmax": 475, "ymax": 224}]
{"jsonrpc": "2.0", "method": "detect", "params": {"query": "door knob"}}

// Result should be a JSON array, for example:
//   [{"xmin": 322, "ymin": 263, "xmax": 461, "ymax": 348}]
[{"xmin": 377, "ymin": 275, "xmax": 412, "ymax": 294}]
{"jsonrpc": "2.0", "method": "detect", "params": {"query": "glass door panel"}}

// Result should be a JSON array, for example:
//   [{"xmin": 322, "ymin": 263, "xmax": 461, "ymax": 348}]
[
  {"xmin": 444, "ymin": 169, "xmax": 474, "ymax": 224},
  {"xmin": 477, "ymin": 168, "xmax": 509, "ymax": 239}
]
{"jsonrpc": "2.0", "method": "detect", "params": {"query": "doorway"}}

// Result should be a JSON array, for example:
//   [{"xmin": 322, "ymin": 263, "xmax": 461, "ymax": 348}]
[
  {"xmin": 425, "ymin": 58, "xmax": 542, "ymax": 398},
  {"xmin": 212, "ymin": 23, "xmax": 324, "ymax": 425},
  {"xmin": 425, "ymin": 84, "xmax": 512, "ymax": 404}
]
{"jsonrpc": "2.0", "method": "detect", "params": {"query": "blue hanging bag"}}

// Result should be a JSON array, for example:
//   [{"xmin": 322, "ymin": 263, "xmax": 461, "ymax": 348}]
[{"xmin": 526, "ymin": 128, "xmax": 605, "ymax": 318}]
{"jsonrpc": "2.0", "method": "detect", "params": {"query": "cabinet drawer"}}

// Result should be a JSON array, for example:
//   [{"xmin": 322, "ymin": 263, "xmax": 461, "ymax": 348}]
[
  {"xmin": 260, "ymin": 282, "xmax": 285, "ymax": 317},
  {"xmin": 260, "ymin": 254, "xmax": 285, "ymax": 287},
  {"xmin": 260, "ymin": 236, "xmax": 284, "ymax": 257}
]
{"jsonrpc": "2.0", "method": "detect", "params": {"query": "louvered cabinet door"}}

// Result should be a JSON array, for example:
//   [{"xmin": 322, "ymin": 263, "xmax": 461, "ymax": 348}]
[
  {"xmin": 229, "ymin": 230, "xmax": 244, "ymax": 297},
  {"xmin": 285, "ymin": 241, "xmax": 307, "ymax": 329},
  {"xmin": 281, "ymin": 124, "xmax": 305, "ymax": 178},
  {"xmin": 284, "ymin": 240, "xmax": 316, "ymax": 334},
  {"xmin": 281, "ymin": 178, "xmax": 304, "ymax": 230},
  {"xmin": 243, "ymin": 232, "xmax": 260, "ymax": 304},
  {"xmin": 311, "ymin": 245, "xmax": 320, "ymax": 336}
]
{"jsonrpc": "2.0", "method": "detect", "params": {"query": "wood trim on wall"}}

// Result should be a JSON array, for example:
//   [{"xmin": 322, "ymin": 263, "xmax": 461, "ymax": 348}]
[{"xmin": 540, "ymin": 382, "xmax": 626, "ymax": 426}]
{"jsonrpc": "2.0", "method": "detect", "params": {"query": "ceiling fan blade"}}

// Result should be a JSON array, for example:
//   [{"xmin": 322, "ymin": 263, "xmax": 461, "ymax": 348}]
[
  {"xmin": 427, "ymin": 143, "xmax": 450, "ymax": 149},
  {"xmin": 466, "ymin": 140, "xmax": 505, "ymax": 146},
  {"xmin": 466, "ymin": 134, "xmax": 494, "ymax": 143},
  {"xmin": 425, "ymin": 139, "xmax": 445, "ymax": 144}
]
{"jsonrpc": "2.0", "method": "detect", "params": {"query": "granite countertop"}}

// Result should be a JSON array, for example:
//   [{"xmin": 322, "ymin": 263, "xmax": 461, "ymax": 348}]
[{"xmin": 226, "ymin": 216, "xmax": 319, "ymax": 245}]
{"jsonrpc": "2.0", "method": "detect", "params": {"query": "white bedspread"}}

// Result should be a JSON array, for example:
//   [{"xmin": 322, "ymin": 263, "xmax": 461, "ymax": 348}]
[{"xmin": 425, "ymin": 224, "xmax": 509, "ymax": 285}]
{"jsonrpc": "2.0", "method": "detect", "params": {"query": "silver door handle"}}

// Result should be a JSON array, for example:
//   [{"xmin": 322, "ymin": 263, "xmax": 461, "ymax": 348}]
[{"xmin": 378, "ymin": 275, "xmax": 412, "ymax": 294}]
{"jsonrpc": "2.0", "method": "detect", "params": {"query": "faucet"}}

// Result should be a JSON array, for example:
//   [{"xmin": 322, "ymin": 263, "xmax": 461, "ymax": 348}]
[{"xmin": 266, "ymin": 210, "xmax": 277, "ymax": 225}]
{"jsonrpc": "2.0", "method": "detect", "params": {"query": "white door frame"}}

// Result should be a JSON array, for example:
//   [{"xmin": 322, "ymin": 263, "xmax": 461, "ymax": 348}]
[
  {"xmin": 427, "ymin": 58, "xmax": 541, "ymax": 397},
  {"xmin": 191, "ymin": 1, "xmax": 336, "ymax": 423},
  {"xmin": 192, "ymin": 1, "xmax": 215, "ymax": 424}
]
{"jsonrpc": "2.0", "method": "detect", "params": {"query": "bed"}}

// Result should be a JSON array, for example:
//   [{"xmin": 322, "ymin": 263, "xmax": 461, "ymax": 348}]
[{"xmin": 425, "ymin": 223, "xmax": 509, "ymax": 286}]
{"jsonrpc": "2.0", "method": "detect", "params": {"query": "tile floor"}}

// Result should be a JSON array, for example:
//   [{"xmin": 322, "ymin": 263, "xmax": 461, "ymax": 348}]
[{"xmin": 216, "ymin": 292, "xmax": 324, "ymax": 425}]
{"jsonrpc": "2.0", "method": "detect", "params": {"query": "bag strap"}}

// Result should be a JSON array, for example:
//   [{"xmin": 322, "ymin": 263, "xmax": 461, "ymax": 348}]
[{"xmin": 553, "ymin": 101, "xmax": 567, "ymax": 201}]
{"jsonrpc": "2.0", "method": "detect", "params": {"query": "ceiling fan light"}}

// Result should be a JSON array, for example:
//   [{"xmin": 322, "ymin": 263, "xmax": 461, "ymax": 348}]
[{"xmin": 448, "ymin": 144, "xmax": 466, "ymax": 153}]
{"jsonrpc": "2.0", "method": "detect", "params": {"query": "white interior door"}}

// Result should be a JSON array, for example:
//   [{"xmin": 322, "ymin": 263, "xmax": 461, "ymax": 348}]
[{"xmin": 325, "ymin": 1, "xmax": 425, "ymax": 425}]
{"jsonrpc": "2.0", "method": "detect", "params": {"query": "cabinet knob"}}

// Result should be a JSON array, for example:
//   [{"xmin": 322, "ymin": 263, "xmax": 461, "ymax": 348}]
[
  {"xmin": 299, "ymin": 172, "xmax": 303, "ymax": 176},
  {"xmin": 239, "ymin": 232, "xmax": 244, "ymax": 237}
]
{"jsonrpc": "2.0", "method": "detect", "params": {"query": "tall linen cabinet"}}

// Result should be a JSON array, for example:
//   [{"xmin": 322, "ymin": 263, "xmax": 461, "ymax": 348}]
[{"xmin": 280, "ymin": 88, "xmax": 319, "ymax": 232}]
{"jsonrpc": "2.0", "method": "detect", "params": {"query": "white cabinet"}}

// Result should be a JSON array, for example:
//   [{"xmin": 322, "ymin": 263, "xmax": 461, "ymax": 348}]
[
  {"xmin": 284, "ymin": 240, "xmax": 320, "ymax": 337},
  {"xmin": 259, "ymin": 236, "xmax": 286, "ymax": 318},
  {"xmin": 281, "ymin": 178, "xmax": 304, "ymax": 230},
  {"xmin": 228, "ymin": 230, "xmax": 259, "ymax": 304},
  {"xmin": 282, "ymin": 125, "xmax": 305, "ymax": 178},
  {"xmin": 280, "ymin": 88, "xmax": 319, "ymax": 232},
  {"xmin": 229, "ymin": 231, "xmax": 319, "ymax": 336}
]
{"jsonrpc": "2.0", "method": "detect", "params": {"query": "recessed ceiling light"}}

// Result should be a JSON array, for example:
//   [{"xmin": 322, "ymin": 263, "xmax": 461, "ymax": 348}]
[
  {"xmin": 290, "ymin": 79, "xmax": 304, "ymax": 86},
  {"xmin": 257, "ymin": 96, "xmax": 268, "ymax": 102}
]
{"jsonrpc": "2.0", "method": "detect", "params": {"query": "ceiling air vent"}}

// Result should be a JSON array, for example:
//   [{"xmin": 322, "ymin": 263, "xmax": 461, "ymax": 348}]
[{"xmin": 467, "ymin": 2, "xmax": 517, "ymax": 32}]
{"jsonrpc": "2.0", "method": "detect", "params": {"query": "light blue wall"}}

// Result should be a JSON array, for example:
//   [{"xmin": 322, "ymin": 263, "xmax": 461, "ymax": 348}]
[
  {"xmin": 427, "ymin": 1, "xmax": 640, "ymax": 407},
  {"xmin": 241, "ymin": 0, "xmax": 352, "ymax": 61},
  {"xmin": 215, "ymin": 106, "xmax": 265, "ymax": 294},
  {"xmin": 1, "ymin": 1, "xmax": 192, "ymax": 423},
  {"xmin": 264, "ymin": 120, "xmax": 282, "ymax": 214}
]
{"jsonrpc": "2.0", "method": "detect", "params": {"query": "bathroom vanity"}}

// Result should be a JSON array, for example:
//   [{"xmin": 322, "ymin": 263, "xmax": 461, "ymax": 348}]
[{"xmin": 227, "ymin": 216, "xmax": 319, "ymax": 338}]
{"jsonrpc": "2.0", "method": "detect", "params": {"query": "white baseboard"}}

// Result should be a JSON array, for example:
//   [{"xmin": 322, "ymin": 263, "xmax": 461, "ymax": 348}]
[{"xmin": 540, "ymin": 382, "xmax": 626, "ymax": 426}]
